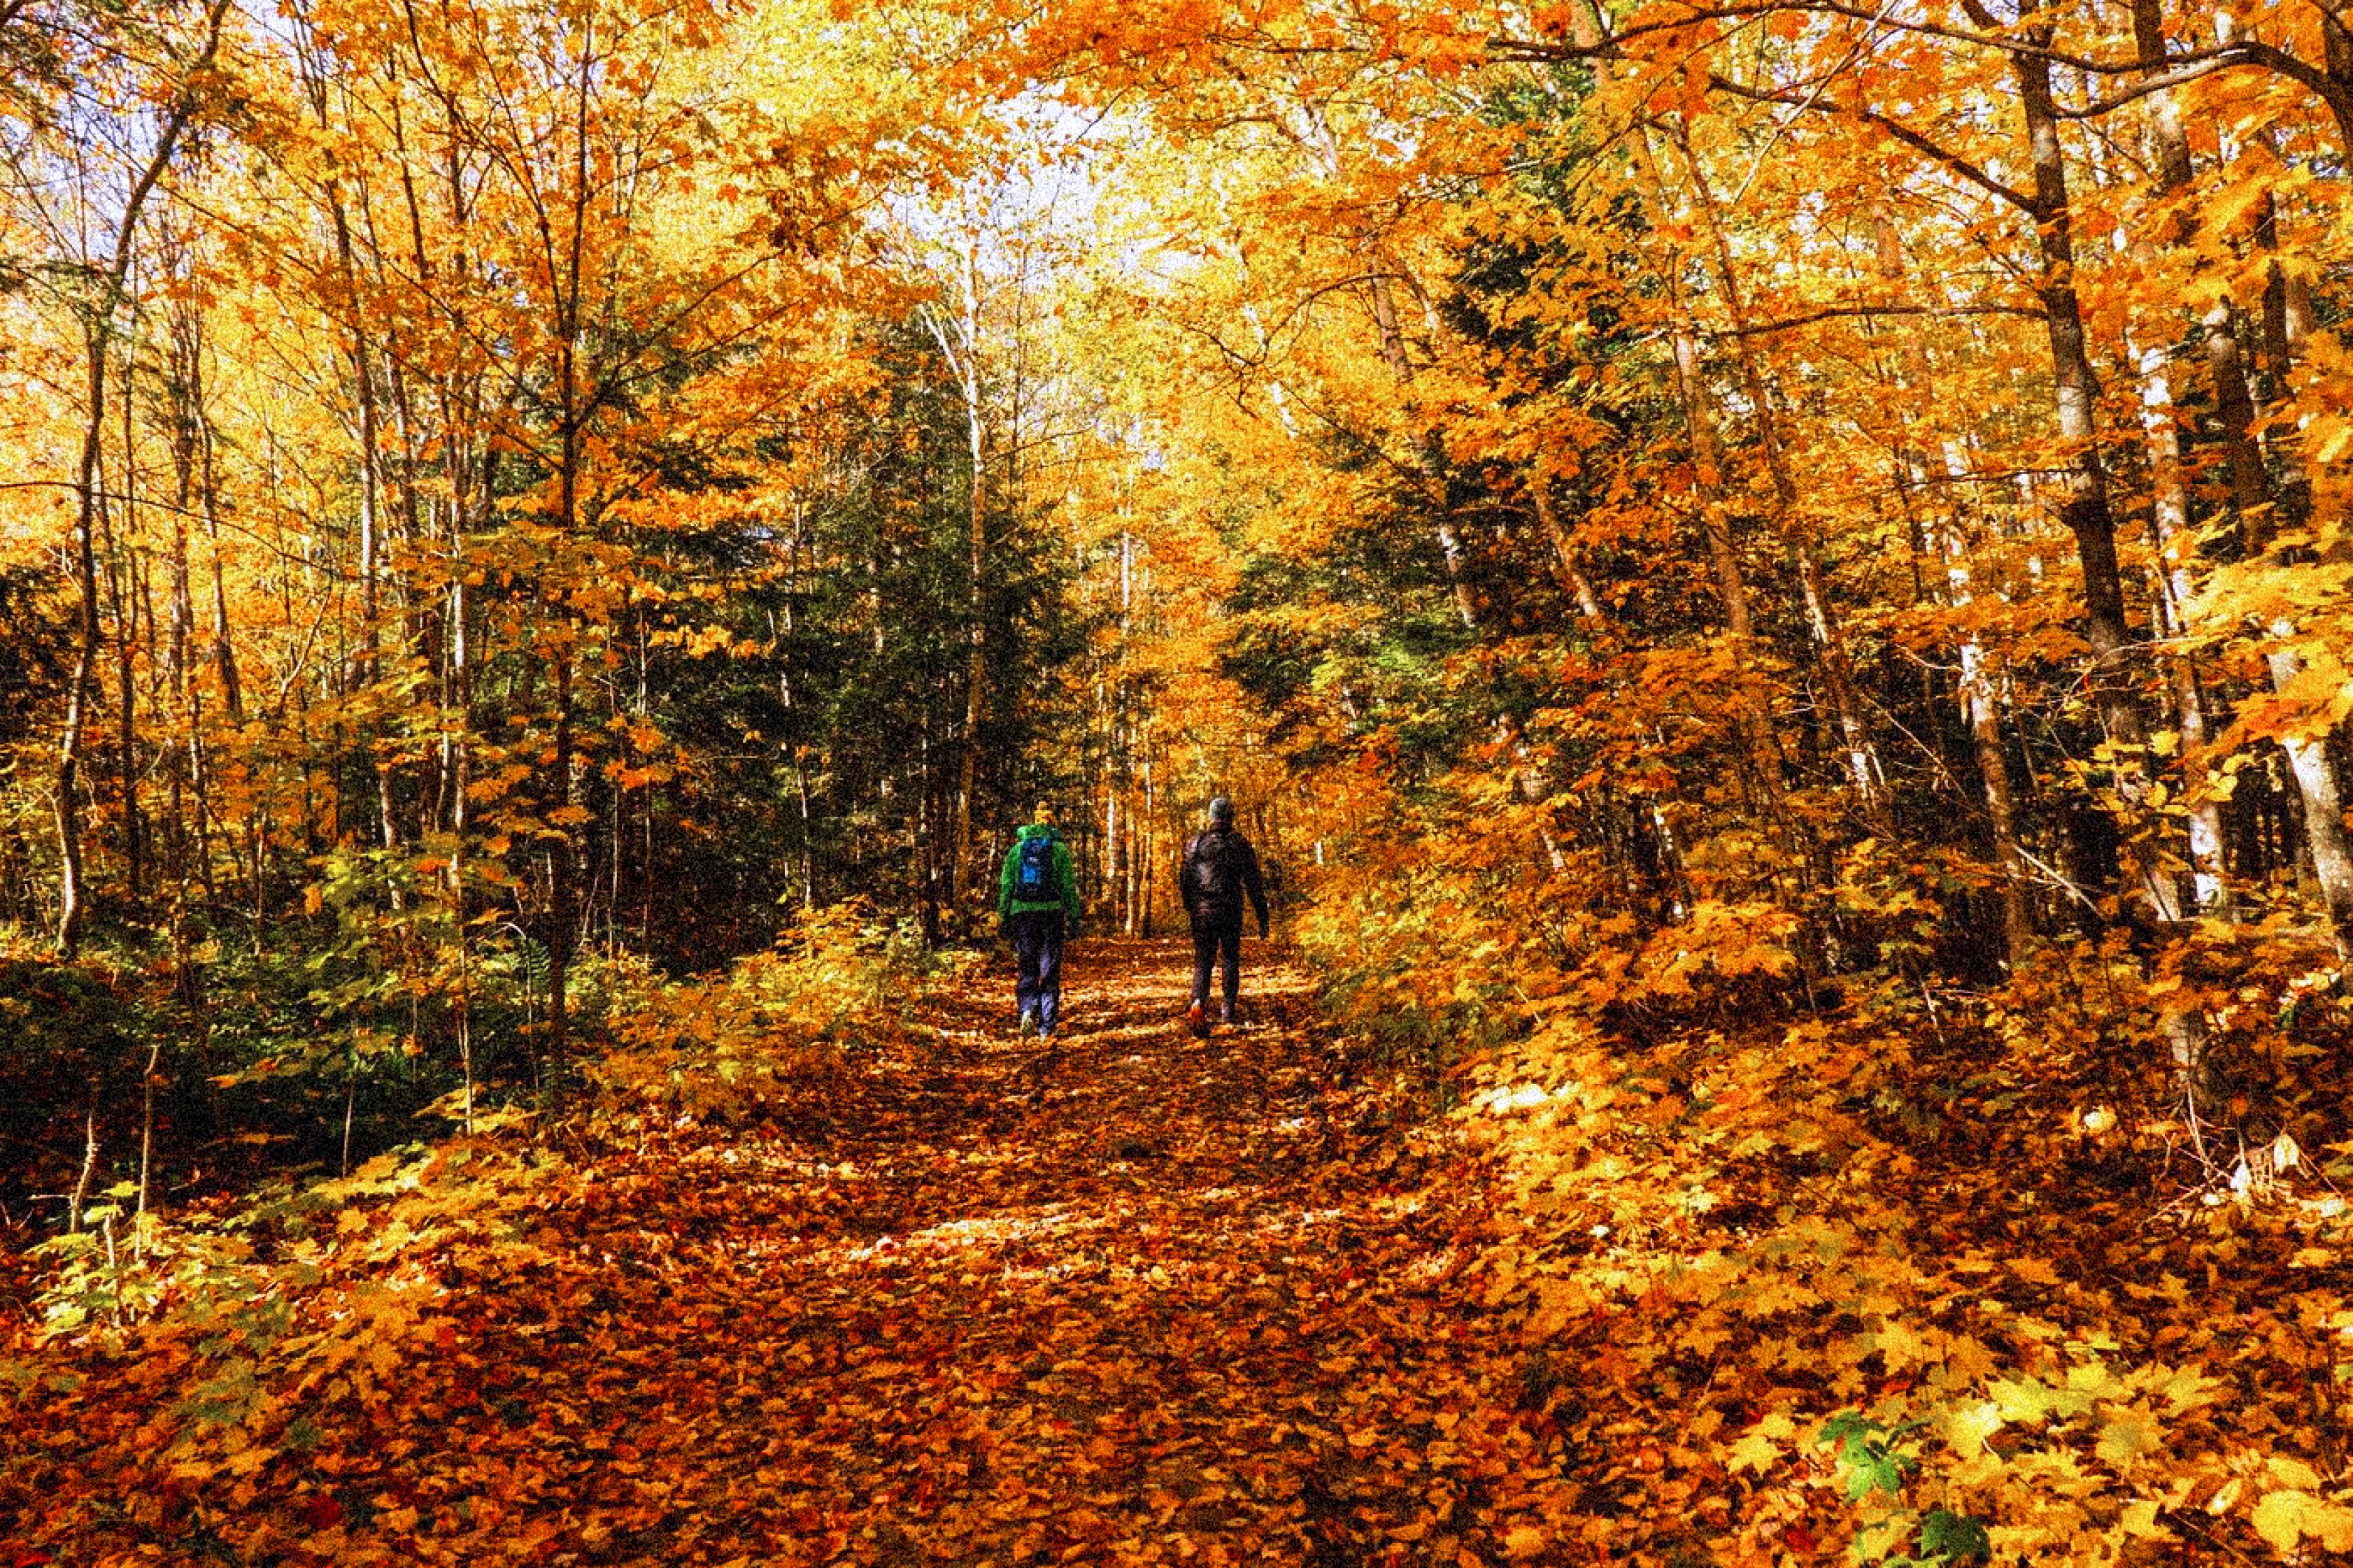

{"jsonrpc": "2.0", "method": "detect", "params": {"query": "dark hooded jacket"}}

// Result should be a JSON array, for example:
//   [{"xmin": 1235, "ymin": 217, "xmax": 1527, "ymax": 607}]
[{"xmin": 1179, "ymin": 825, "xmax": 1268, "ymax": 931}]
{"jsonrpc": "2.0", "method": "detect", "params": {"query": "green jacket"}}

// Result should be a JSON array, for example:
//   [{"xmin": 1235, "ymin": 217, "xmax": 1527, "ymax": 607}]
[{"xmin": 998, "ymin": 823, "xmax": 1081, "ymax": 928}]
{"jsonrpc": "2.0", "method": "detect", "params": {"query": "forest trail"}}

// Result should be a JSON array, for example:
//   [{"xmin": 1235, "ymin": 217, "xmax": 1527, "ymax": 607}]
[{"xmin": 55, "ymin": 940, "xmax": 1581, "ymax": 1567}]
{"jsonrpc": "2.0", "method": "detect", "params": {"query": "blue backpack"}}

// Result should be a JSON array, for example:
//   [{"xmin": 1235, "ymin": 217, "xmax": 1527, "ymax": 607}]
[{"xmin": 1014, "ymin": 834, "xmax": 1056, "ymax": 900}]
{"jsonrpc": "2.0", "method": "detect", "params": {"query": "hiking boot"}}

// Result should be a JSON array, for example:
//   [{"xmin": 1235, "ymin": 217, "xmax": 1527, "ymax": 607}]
[
  {"xmin": 1019, "ymin": 1007, "xmax": 1039, "ymax": 1038},
  {"xmin": 1185, "ymin": 1002, "xmax": 1208, "ymax": 1038},
  {"xmin": 1219, "ymin": 1002, "xmax": 1237, "ymax": 1027}
]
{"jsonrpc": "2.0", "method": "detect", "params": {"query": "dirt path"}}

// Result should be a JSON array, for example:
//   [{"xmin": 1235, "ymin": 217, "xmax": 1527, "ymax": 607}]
[{"xmin": 12, "ymin": 940, "xmax": 1591, "ymax": 1567}]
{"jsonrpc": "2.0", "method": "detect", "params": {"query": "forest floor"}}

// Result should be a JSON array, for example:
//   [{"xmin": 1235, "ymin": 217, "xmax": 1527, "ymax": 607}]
[
  {"xmin": 12, "ymin": 937, "xmax": 2347, "ymax": 1567},
  {"xmin": 2, "ymin": 939, "xmax": 1588, "ymax": 1567}
]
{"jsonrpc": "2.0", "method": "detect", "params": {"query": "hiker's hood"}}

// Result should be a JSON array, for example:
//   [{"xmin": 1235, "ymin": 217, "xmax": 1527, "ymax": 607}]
[{"xmin": 1017, "ymin": 822, "xmax": 1060, "ymax": 842}]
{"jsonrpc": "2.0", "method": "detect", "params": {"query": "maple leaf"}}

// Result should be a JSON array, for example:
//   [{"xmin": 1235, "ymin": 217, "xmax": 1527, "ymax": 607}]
[
  {"xmin": 2252, "ymin": 1490, "xmax": 2353, "ymax": 1554},
  {"xmin": 2092, "ymin": 1407, "xmax": 2162, "ymax": 1467},
  {"xmin": 1726, "ymin": 1413, "xmax": 1793, "ymax": 1476}
]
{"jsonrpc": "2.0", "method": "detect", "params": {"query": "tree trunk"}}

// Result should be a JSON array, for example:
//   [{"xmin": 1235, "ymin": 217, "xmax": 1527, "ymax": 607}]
[
  {"xmin": 1530, "ymin": 480, "xmax": 1605, "ymax": 622},
  {"xmin": 2011, "ymin": 24, "xmax": 2177, "ymax": 924},
  {"xmin": 2129, "ymin": 337, "xmax": 2229, "ymax": 913},
  {"xmin": 958, "ymin": 383, "xmax": 986, "ymax": 932},
  {"xmin": 57, "ymin": 316, "xmax": 108, "ymax": 955},
  {"xmin": 51, "ymin": 0, "xmax": 229, "ymax": 953},
  {"xmin": 1904, "ymin": 432, "xmax": 2037, "ymax": 962},
  {"xmin": 920, "ymin": 254, "xmax": 991, "ymax": 936},
  {"xmin": 2268, "ymin": 694, "xmax": 2353, "ymax": 959}
]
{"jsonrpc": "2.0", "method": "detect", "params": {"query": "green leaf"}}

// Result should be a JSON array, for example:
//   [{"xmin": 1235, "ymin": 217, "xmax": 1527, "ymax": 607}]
[{"xmin": 1919, "ymin": 1508, "xmax": 1991, "ymax": 1565}]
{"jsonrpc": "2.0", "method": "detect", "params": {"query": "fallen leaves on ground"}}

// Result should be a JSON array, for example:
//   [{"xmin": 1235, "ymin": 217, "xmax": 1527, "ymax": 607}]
[
  {"xmin": 7, "ymin": 938, "xmax": 2345, "ymax": 1567},
  {"xmin": 1, "ymin": 941, "xmax": 1584, "ymax": 1566}
]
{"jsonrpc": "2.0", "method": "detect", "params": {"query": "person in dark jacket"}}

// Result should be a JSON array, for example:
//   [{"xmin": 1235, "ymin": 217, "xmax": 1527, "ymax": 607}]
[
  {"xmin": 1179, "ymin": 795, "xmax": 1270, "ymax": 1034},
  {"xmin": 998, "ymin": 802, "xmax": 1081, "ymax": 1039}
]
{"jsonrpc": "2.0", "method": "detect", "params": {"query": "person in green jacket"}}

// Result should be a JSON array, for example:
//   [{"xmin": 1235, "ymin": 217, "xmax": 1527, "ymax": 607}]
[{"xmin": 997, "ymin": 801, "xmax": 1081, "ymax": 1038}]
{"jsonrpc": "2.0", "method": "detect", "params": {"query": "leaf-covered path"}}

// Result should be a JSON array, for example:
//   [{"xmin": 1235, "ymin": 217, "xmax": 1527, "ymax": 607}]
[
  {"xmin": 525, "ymin": 939, "xmax": 1571, "ymax": 1566},
  {"xmin": 31, "ymin": 940, "xmax": 1585, "ymax": 1567}
]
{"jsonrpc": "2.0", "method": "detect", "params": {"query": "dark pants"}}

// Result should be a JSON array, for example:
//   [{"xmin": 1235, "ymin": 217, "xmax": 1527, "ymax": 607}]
[
  {"xmin": 1010, "ymin": 910, "xmax": 1065, "ymax": 1034},
  {"xmin": 1190, "ymin": 912, "xmax": 1243, "ymax": 1012}
]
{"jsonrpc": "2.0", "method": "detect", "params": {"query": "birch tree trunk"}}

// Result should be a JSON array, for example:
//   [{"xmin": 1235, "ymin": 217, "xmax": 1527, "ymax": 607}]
[
  {"xmin": 920, "ymin": 245, "xmax": 990, "ymax": 934},
  {"xmin": 2112, "ymin": 11, "xmax": 2230, "ymax": 914},
  {"xmin": 55, "ymin": 1, "xmax": 229, "ymax": 950}
]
